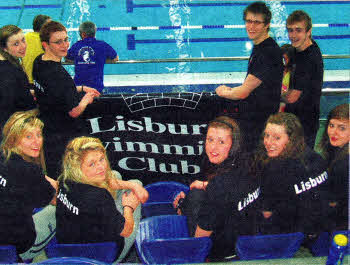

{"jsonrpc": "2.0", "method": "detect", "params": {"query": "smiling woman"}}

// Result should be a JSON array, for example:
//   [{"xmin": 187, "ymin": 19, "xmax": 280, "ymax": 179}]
[
  {"xmin": 0, "ymin": 110, "xmax": 57, "ymax": 261},
  {"xmin": 0, "ymin": 25, "xmax": 36, "ymax": 132},
  {"xmin": 172, "ymin": 115, "xmax": 261, "ymax": 261},
  {"xmin": 252, "ymin": 112, "xmax": 330, "ymax": 250}
]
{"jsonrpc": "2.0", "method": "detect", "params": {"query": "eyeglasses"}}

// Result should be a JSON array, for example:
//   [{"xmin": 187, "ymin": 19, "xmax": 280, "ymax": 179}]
[
  {"xmin": 286, "ymin": 27, "xmax": 306, "ymax": 33},
  {"xmin": 245, "ymin": 19, "xmax": 265, "ymax": 26},
  {"xmin": 50, "ymin": 37, "xmax": 69, "ymax": 45}
]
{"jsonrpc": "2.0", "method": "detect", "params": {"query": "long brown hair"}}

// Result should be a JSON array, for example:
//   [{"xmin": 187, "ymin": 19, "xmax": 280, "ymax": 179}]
[
  {"xmin": 202, "ymin": 115, "xmax": 243, "ymax": 181},
  {"xmin": 251, "ymin": 112, "xmax": 306, "ymax": 176},
  {"xmin": 0, "ymin": 25, "xmax": 23, "ymax": 68},
  {"xmin": 317, "ymin": 103, "xmax": 349, "ymax": 170}
]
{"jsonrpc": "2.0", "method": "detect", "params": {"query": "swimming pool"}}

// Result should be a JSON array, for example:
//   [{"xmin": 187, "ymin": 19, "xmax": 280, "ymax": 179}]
[
  {"xmin": 1, "ymin": 0, "xmax": 349, "ymax": 115},
  {"xmin": 4, "ymin": 0, "xmax": 349, "ymax": 74},
  {"xmin": 73, "ymin": 0, "xmax": 350, "ymax": 74}
]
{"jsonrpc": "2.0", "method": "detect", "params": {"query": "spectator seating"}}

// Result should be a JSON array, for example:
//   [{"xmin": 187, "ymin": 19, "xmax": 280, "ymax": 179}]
[
  {"xmin": 235, "ymin": 232, "xmax": 305, "ymax": 260},
  {"xmin": 135, "ymin": 214, "xmax": 212, "ymax": 264},
  {"xmin": 142, "ymin": 181, "xmax": 190, "ymax": 218},
  {"xmin": 0, "ymin": 245, "xmax": 17, "ymax": 264},
  {"xmin": 45, "ymin": 237, "xmax": 118, "ymax": 263},
  {"xmin": 37, "ymin": 257, "xmax": 108, "ymax": 264}
]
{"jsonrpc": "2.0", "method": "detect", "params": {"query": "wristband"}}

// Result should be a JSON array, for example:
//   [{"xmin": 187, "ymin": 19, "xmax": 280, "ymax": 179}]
[
  {"xmin": 81, "ymin": 85, "xmax": 84, "ymax": 92},
  {"xmin": 123, "ymin": 205, "xmax": 134, "ymax": 213}
]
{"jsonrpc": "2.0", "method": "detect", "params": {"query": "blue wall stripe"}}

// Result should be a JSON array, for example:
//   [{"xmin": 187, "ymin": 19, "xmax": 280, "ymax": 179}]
[
  {"xmin": 97, "ymin": 27, "xmax": 110, "ymax": 31},
  {"xmin": 323, "ymin": 81, "xmax": 350, "ymax": 88},
  {"xmin": 203, "ymin": 25, "xmax": 225, "ymax": 29},
  {"xmin": 106, "ymin": 23, "xmax": 350, "ymax": 32},
  {"xmin": 159, "ymin": 26, "xmax": 182, "ymax": 30},
  {"xmin": 314, "ymin": 35, "xmax": 350, "ymax": 40},
  {"xmin": 0, "ymin": 4, "xmax": 61, "ymax": 10},
  {"xmin": 329, "ymin": 24, "xmax": 349, "ymax": 28},
  {"xmin": 127, "ymin": 34, "xmax": 350, "ymax": 50},
  {"xmin": 126, "ymin": 0, "xmax": 350, "ymax": 13},
  {"xmin": 0, "ymin": 6, "xmax": 21, "ymax": 9},
  {"xmin": 24, "ymin": 5, "xmax": 61, "ymax": 8}
]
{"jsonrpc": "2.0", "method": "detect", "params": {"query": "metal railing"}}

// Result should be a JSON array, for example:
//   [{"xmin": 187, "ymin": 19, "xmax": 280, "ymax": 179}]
[
  {"xmin": 63, "ymin": 54, "xmax": 350, "ymax": 94},
  {"xmin": 63, "ymin": 54, "xmax": 350, "ymax": 65}
]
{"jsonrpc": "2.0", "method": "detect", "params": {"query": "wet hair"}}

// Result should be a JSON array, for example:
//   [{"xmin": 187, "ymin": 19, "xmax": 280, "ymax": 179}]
[
  {"xmin": 33, "ymin": 14, "xmax": 51, "ymax": 32},
  {"xmin": 40, "ymin": 20, "xmax": 66, "ymax": 43},
  {"xmin": 281, "ymin": 43, "xmax": 296, "ymax": 70},
  {"xmin": 317, "ymin": 103, "xmax": 349, "ymax": 169},
  {"xmin": 79, "ymin": 21, "xmax": 97, "ymax": 38},
  {"xmin": 251, "ymin": 112, "xmax": 306, "ymax": 175},
  {"xmin": 202, "ymin": 116, "xmax": 243, "ymax": 180},
  {"xmin": 1, "ymin": 109, "xmax": 45, "ymax": 169},
  {"xmin": 59, "ymin": 136, "xmax": 120, "ymax": 194},
  {"xmin": 243, "ymin": 1, "xmax": 272, "ymax": 25},
  {"xmin": 0, "ymin": 25, "xmax": 23, "ymax": 68},
  {"xmin": 287, "ymin": 10, "xmax": 312, "ymax": 32}
]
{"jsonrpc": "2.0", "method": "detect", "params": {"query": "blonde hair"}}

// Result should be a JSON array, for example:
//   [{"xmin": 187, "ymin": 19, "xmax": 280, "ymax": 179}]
[
  {"xmin": 59, "ymin": 136, "xmax": 120, "ymax": 195},
  {"xmin": 1, "ymin": 109, "xmax": 46, "ymax": 169}
]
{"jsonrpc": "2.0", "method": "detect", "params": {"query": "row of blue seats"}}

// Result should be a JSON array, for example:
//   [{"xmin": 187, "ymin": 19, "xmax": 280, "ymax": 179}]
[
  {"xmin": 0, "ymin": 225, "xmax": 347, "ymax": 264},
  {"xmin": 139, "ymin": 181, "xmax": 350, "ymax": 263},
  {"xmin": 0, "ymin": 181, "xmax": 348, "ymax": 264}
]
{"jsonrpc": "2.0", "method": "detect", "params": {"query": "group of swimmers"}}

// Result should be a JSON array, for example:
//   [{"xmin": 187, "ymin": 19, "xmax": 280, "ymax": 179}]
[
  {"xmin": 0, "ymin": 1, "xmax": 348, "ymax": 263},
  {"xmin": 171, "ymin": 105, "xmax": 349, "ymax": 261},
  {"xmin": 0, "ymin": 103, "xmax": 348, "ymax": 262},
  {"xmin": 0, "ymin": 109, "xmax": 149, "ymax": 262}
]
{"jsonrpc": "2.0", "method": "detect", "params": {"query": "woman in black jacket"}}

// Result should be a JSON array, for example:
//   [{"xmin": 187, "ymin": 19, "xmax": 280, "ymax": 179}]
[
  {"xmin": 317, "ymin": 103, "xmax": 349, "ymax": 230},
  {"xmin": 0, "ymin": 110, "xmax": 57, "ymax": 260},
  {"xmin": 0, "ymin": 25, "xmax": 36, "ymax": 132},
  {"xmin": 253, "ymin": 112, "xmax": 329, "ymax": 248}
]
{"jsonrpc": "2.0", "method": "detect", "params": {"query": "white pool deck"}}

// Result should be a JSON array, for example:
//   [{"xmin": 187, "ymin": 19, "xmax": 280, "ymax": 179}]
[{"xmin": 104, "ymin": 70, "xmax": 350, "ymax": 92}]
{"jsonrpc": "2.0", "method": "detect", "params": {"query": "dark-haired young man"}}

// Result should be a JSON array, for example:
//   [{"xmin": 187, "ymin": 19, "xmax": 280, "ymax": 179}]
[
  {"xmin": 216, "ymin": 1, "xmax": 283, "ymax": 151},
  {"xmin": 282, "ymin": 10, "xmax": 324, "ymax": 149},
  {"xmin": 33, "ymin": 21, "xmax": 100, "ymax": 179},
  {"xmin": 66, "ymin": 21, "xmax": 118, "ymax": 93}
]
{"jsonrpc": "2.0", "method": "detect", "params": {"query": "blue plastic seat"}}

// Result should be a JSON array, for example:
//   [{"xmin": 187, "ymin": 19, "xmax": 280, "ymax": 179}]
[
  {"xmin": 45, "ymin": 237, "xmax": 118, "ymax": 263},
  {"xmin": 236, "ymin": 232, "xmax": 305, "ymax": 260},
  {"xmin": 0, "ymin": 245, "xmax": 17, "ymax": 264},
  {"xmin": 37, "ymin": 257, "xmax": 108, "ymax": 264},
  {"xmin": 311, "ymin": 231, "xmax": 331, "ymax": 256},
  {"xmin": 142, "ymin": 181, "xmax": 190, "ymax": 218},
  {"xmin": 136, "ymin": 215, "xmax": 212, "ymax": 264}
]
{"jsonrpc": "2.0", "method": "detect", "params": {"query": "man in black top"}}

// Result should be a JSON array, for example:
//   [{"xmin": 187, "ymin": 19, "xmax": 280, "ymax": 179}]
[
  {"xmin": 282, "ymin": 10, "xmax": 324, "ymax": 149},
  {"xmin": 216, "ymin": 2, "xmax": 283, "ymax": 151},
  {"xmin": 33, "ymin": 21, "xmax": 100, "ymax": 179}
]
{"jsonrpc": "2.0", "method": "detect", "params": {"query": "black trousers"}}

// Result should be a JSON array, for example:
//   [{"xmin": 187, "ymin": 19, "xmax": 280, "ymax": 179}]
[{"xmin": 181, "ymin": 189, "xmax": 206, "ymax": 237}]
